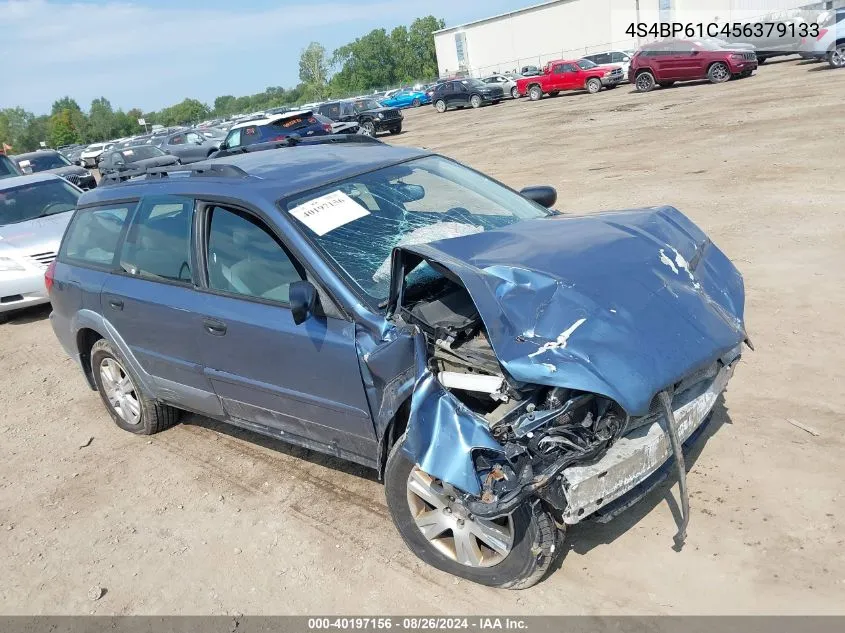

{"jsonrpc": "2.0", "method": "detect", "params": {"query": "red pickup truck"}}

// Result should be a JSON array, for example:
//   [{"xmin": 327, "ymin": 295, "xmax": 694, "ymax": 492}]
[{"xmin": 515, "ymin": 58, "xmax": 624, "ymax": 100}]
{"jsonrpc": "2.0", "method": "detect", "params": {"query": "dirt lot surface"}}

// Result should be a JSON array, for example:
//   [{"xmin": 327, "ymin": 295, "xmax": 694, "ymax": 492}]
[{"xmin": 1, "ymin": 58, "xmax": 843, "ymax": 615}]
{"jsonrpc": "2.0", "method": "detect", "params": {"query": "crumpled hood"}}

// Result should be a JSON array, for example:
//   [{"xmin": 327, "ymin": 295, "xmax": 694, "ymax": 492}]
[{"xmin": 394, "ymin": 206, "xmax": 746, "ymax": 416}]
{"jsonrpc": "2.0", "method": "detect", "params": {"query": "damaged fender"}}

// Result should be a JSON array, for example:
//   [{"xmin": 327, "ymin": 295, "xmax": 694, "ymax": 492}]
[{"xmin": 401, "ymin": 332, "xmax": 503, "ymax": 495}]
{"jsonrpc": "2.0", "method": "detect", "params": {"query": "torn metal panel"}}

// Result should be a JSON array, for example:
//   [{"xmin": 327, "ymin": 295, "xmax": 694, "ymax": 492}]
[
  {"xmin": 389, "ymin": 205, "xmax": 747, "ymax": 416},
  {"xmin": 560, "ymin": 359, "xmax": 735, "ymax": 524},
  {"xmin": 401, "ymin": 333, "xmax": 503, "ymax": 496}
]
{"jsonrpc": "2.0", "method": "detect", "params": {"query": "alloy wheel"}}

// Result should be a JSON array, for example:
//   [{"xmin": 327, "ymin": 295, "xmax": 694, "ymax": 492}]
[
  {"xmin": 406, "ymin": 466, "xmax": 514, "ymax": 568},
  {"xmin": 99, "ymin": 358, "xmax": 141, "ymax": 426},
  {"xmin": 361, "ymin": 121, "xmax": 376, "ymax": 136},
  {"xmin": 470, "ymin": 95, "xmax": 482, "ymax": 108},
  {"xmin": 435, "ymin": 100, "xmax": 446, "ymax": 113},
  {"xmin": 830, "ymin": 46, "xmax": 845, "ymax": 68},
  {"xmin": 710, "ymin": 63, "xmax": 730, "ymax": 82},
  {"xmin": 636, "ymin": 72, "xmax": 654, "ymax": 92}
]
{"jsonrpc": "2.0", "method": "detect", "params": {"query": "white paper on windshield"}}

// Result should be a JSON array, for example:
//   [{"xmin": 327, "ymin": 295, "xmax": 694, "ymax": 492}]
[
  {"xmin": 123, "ymin": 149, "xmax": 134, "ymax": 156},
  {"xmin": 18, "ymin": 160, "xmax": 30, "ymax": 168},
  {"xmin": 289, "ymin": 190, "xmax": 369, "ymax": 236}
]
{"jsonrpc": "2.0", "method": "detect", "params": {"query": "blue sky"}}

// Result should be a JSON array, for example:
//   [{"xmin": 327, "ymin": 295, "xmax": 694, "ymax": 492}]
[{"xmin": 0, "ymin": 0, "xmax": 530, "ymax": 114}]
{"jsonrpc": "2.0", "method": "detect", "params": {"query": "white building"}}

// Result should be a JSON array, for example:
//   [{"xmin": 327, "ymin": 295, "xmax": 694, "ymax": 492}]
[{"xmin": 433, "ymin": 0, "xmax": 835, "ymax": 78}]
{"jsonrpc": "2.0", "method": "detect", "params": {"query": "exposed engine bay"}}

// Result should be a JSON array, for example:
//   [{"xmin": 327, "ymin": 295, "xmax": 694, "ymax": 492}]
[{"xmin": 399, "ymin": 275, "xmax": 626, "ymax": 520}]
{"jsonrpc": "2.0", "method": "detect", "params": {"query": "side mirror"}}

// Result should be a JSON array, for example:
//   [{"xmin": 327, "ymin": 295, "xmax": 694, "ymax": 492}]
[
  {"xmin": 218, "ymin": 141, "xmax": 228, "ymax": 151},
  {"xmin": 290, "ymin": 280, "xmax": 317, "ymax": 325},
  {"xmin": 115, "ymin": 160, "xmax": 126, "ymax": 168},
  {"xmin": 520, "ymin": 185, "xmax": 557, "ymax": 208}
]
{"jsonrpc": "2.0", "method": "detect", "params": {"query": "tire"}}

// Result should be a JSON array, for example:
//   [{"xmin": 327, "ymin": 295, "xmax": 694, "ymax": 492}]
[
  {"xmin": 384, "ymin": 435, "xmax": 561, "ymax": 589},
  {"xmin": 548, "ymin": 91, "xmax": 560, "ymax": 97},
  {"xmin": 658, "ymin": 81, "xmax": 675, "ymax": 88},
  {"xmin": 585, "ymin": 78, "xmax": 602, "ymax": 94},
  {"xmin": 361, "ymin": 120, "xmax": 376, "ymax": 136},
  {"xmin": 0, "ymin": 313, "xmax": 9, "ymax": 325},
  {"xmin": 528, "ymin": 85, "xmax": 543, "ymax": 101},
  {"xmin": 707, "ymin": 62, "xmax": 730, "ymax": 83},
  {"xmin": 389, "ymin": 124, "xmax": 402, "ymax": 135},
  {"xmin": 470, "ymin": 94, "xmax": 482, "ymax": 108},
  {"xmin": 635, "ymin": 71, "xmax": 655, "ymax": 92},
  {"xmin": 511, "ymin": 87, "xmax": 520, "ymax": 99},
  {"xmin": 829, "ymin": 44, "xmax": 845, "ymax": 69},
  {"xmin": 435, "ymin": 99, "xmax": 447, "ymax": 113},
  {"xmin": 411, "ymin": 98, "xmax": 421, "ymax": 107},
  {"xmin": 90, "ymin": 339, "xmax": 180, "ymax": 435}
]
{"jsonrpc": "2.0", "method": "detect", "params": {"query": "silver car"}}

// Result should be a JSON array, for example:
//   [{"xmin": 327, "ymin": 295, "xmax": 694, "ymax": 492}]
[
  {"xmin": 800, "ymin": 9, "xmax": 845, "ymax": 68},
  {"xmin": 481, "ymin": 73, "xmax": 521, "ymax": 99},
  {"xmin": 153, "ymin": 129, "xmax": 221, "ymax": 164},
  {"xmin": 0, "ymin": 174, "xmax": 81, "ymax": 321}
]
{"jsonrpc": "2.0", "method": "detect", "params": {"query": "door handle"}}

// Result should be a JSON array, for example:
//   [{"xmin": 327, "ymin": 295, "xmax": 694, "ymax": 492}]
[
  {"xmin": 108, "ymin": 299, "xmax": 124, "ymax": 311},
  {"xmin": 203, "ymin": 318, "xmax": 227, "ymax": 336}
]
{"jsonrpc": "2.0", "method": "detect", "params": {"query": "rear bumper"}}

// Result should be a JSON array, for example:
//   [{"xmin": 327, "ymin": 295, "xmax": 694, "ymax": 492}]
[{"xmin": 560, "ymin": 359, "xmax": 736, "ymax": 524}]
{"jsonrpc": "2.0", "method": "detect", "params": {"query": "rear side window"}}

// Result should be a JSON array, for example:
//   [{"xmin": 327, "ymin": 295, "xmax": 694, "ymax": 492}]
[
  {"xmin": 60, "ymin": 203, "xmax": 135, "ymax": 266},
  {"xmin": 119, "ymin": 196, "xmax": 194, "ymax": 284},
  {"xmin": 0, "ymin": 155, "xmax": 20, "ymax": 178}
]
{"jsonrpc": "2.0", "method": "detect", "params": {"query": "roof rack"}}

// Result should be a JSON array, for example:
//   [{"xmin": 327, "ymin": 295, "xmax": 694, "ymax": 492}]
[{"xmin": 144, "ymin": 163, "xmax": 249, "ymax": 179}]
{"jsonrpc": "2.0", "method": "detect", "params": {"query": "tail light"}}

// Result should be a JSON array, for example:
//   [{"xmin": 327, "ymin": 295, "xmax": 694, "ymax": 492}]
[
  {"xmin": 307, "ymin": 116, "xmax": 317, "ymax": 123},
  {"xmin": 44, "ymin": 260, "xmax": 56, "ymax": 293},
  {"xmin": 322, "ymin": 124, "xmax": 332, "ymax": 132},
  {"xmin": 817, "ymin": 28, "xmax": 828, "ymax": 40}
]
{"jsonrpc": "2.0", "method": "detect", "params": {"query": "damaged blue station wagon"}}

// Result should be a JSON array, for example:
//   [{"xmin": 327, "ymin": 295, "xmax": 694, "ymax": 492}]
[{"xmin": 47, "ymin": 136, "xmax": 749, "ymax": 589}]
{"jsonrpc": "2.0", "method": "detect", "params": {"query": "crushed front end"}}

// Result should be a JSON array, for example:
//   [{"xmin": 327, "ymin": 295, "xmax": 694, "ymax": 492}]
[{"xmin": 387, "ymin": 206, "xmax": 749, "ymax": 538}]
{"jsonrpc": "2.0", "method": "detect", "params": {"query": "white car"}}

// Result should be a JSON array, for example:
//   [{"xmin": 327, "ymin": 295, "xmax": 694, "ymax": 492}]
[
  {"xmin": 800, "ymin": 9, "xmax": 845, "ymax": 68},
  {"xmin": 582, "ymin": 50, "xmax": 635, "ymax": 80},
  {"xmin": 79, "ymin": 143, "xmax": 112, "ymax": 168},
  {"xmin": 0, "ymin": 174, "xmax": 82, "ymax": 322}
]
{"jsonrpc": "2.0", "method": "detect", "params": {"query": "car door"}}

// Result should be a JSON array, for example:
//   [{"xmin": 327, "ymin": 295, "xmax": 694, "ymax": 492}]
[
  {"xmin": 100, "ymin": 195, "xmax": 223, "ymax": 418},
  {"xmin": 682, "ymin": 42, "xmax": 708, "ymax": 79},
  {"xmin": 193, "ymin": 202, "xmax": 378, "ymax": 464},
  {"xmin": 560, "ymin": 63, "xmax": 580, "ymax": 89},
  {"xmin": 164, "ymin": 133, "xmax": 187, "ymax": 161},
  {"xmin": 182, "ymin": 132, "xmax": 207, "ymax": 163}
]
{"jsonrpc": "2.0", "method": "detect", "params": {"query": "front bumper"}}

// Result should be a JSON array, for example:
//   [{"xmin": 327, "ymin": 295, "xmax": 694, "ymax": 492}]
[
  {"xmin": 601, "ymin": 75, "xmax": 623, "ymax": 86},
  {"xmin": 0, "ymin": 269, "xmax": 50, "ymax": 314},
  {"xmin": 81, "ymin": 157, "xmax": 98, "ymax": 168},
  {"xmin": 561, "ymin": 360, "xmax": 736, "ymax": 524},
  {"xmin": 728, "ymin": 59, "xmax": 758, "ymax": 73}
]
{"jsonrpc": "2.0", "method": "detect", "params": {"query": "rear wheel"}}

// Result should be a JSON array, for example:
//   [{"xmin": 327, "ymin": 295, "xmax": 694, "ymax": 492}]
[
  {"xmin": 384, "ymin": 435, "xmax": 561, "ymax": 589},
  {"xmin": 585, "ymin": 78, "xmax": 602, "ymax": 94},
  {"xmin": 635, "ymin": 71, "xmax": 655, "ymax": 92},
  {"xmin": 829, "ymin": 44, "xmax": 845, "ymax": 69},
  {"xmin": 470, "ymin": 94, "xmax": 482, "ymax": 108},
  {"xmin": 528, "ymin": 85, "xmax": 543, "ymax": 101},
  {"xmin": 90, "ymin": 339, "xmax": 179, "ymax": 435},
  {"xmin": 707, "ymin": 62, "xmax": 731, "ymax": 83},
  {"xmin": 435, "ymin": 99, "xmax": 447, "ymax": 113}
]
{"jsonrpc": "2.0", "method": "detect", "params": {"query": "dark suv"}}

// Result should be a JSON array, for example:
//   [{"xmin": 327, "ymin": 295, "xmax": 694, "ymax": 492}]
[
  {"xmin": 317, "ymin": 98, "xmax": 403, "ymax": 136},
  {"xmin": 11, "ymin": 150, "xmax": 97, "ymax": 190},
  {"xmin": 47, "ymin": 139, "xmax": 747, "ymax": 589},
  {"xmin": 431, "ymin": 78, "xmax": 504, "ymax": 113},
  {"xmin": 629, "ymin": 38, "xmax": 758, "ymax": 91}
]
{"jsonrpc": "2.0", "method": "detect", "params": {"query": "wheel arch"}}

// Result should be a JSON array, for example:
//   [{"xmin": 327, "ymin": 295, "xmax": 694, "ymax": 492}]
[
  {"xmin": 76, "ymin": 327, "xmax": 105, "ymax": 390},
  {"xmin": 377, "ymin": 397, "xmax": 411, "ymax": 479}
]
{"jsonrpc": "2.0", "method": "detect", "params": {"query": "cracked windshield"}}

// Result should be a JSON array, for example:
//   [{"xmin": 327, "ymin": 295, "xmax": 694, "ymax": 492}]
[{"xmin": 282, "ymin": 155, "xmax": 550, "ymax": 304}]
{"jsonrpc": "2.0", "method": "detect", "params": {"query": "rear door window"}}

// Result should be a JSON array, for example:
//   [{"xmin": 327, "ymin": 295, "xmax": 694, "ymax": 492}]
[
  {"xmin": 118, "ymin": 196, "xmax": 194, "ymax": 284},
  {"xmin": 60, "ymin": 203, "xmax": 136, "ymax": 267}
]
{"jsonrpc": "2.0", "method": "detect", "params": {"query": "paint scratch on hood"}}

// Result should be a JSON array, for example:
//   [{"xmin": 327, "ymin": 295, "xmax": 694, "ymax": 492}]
[
  {"xmin": 659, "ymin": 249, "xmax": 678, "ymax": 274},
  {"xmin": 528, "ymin": 318, "xmax": 587, "ymax": 358}
]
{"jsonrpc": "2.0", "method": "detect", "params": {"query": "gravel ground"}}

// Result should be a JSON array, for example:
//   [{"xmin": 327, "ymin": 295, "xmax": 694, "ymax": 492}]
[{"xmin": 1, "ymin": 57, "xmax": 843, "ymax": 615}]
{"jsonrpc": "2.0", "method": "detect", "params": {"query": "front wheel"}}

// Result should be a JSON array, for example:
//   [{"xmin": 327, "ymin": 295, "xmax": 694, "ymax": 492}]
[
  {"xmin": 511, "ymin": 87, "xmax": 520, "ymax": 99},
  {"xmin": 829, "ymin": 45, "xmax": 845, "ymax": 69},
  {"xmin": 411, "ymin": 98, "xmax": 421, "ymax": 107},
  {"xmin": 635, "ymin": 71, "xmax": 655, "ymax": 92},
  {"xmin": 708, "ymin": 62, "xmax": 731, "ymax": 83},
  {"xmin": 470, "ymin": 94, "xmax": 482, "ymax": 108},
  {"xmin": 435, "ymin": 99, "xmax": 447, "ymax": 113},
  {"xmin": 389, "ymin": 124, "xmax": 402, "ymax": 135},
  {"xmin": 384, "ymin": 436, "xmax": 561, "ymax": 589},
  {"xmin": 585, "ymin": 77, "xmax": 602, "ymax": 94},
  {"xmin": 361, "ymin": 120, "xmax": 376, "ymax": 136}
]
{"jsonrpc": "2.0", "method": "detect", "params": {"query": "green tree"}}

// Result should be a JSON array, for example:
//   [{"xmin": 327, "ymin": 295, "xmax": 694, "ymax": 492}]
[
  {"xmin": 299, "ymin": 42, "xmax": 330, "ymax": 100},
  {"xmin": 88, "ymin": 97, "xmax": 116, "ymax": 141},
  {"xmin": 51, "ymin": 97, "xmax": 82, "ymax": 116},
  {"xmin": 49, "ymin": 109, "xmax": 81, "ymax": 146},
  {"xmin": 408, "ymin": 16, "xmax": 444, "ymax": 80}
]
